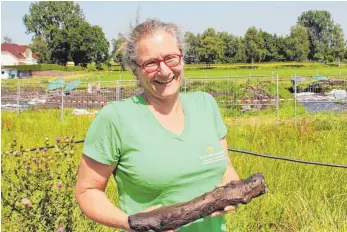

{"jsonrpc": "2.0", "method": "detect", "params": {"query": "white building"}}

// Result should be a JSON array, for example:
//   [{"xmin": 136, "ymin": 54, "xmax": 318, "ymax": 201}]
[
  {"xmin": 1, "ymin": 43, "xmax": 39, "ymax": 78},
  {"xmin": 1, "ymin": 43, "xmax": 38, "ymax": 66}
]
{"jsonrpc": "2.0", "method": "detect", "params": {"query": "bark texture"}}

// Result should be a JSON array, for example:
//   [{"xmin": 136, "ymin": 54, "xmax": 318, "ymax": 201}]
[{"xmin": 128, "ymin": 173, "xmax": 267, "ymax": 231}]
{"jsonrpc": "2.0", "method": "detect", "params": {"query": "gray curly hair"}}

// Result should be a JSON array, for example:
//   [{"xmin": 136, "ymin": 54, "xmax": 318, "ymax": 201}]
[{"xmin": 122, "ymin": 19, "xmax": 185, "ymax": 70}]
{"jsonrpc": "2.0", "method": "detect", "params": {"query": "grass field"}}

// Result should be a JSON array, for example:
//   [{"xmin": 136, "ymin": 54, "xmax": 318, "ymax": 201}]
[
  {"xmin": 3, "ymin": 62, "xmax": 347, "ymax": 83},
  {"xmin": 2, "ymin": 62, "xmax": 347, "ymax": 231},
  {"xmin": 2, "ymin": 102, "xmax": 347, "ymax": 231}
]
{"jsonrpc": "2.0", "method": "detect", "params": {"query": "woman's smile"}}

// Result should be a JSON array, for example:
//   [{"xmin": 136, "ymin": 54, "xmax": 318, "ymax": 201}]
[{"xmin": 153, "ymin": 75, "xmax": 176, "ymax": 85}]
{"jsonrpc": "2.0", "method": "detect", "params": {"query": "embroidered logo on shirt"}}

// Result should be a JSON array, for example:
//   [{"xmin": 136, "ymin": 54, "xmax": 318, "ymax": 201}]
[
  {"xmin": 206, "ymin": 146, "xmax": 215, "ymax": 153},
  {"xmin": 200, "ymin": 146, "xmax": 226, "ymax": 165}
]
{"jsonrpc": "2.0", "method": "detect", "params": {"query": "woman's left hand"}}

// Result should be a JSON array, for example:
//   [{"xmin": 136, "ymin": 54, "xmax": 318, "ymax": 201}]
[
  {"xmin": 210, "ymin": 184, "xmax": 238, "ymax": 217},
  {"xmin": 210, "ymin": 205, "xmax": 237, "ymax": 217}
]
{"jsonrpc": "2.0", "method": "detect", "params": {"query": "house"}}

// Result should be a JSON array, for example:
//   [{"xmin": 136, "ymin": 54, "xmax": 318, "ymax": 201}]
[
  {"xmin": 1, "ymin": 43, "xmax": 39, "ymax": 78},
  {"xmin": 1, "ymin": 43, "xmax": 38, "ymax": 66}
]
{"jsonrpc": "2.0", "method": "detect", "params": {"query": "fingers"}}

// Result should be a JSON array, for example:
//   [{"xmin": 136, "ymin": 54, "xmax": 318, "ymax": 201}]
[
  {"xmin": 211, "ymin": 211, "xmax": 225, "ymax": 217},
  {"xmin": 142, "ymin": 204, "xmax": 162, "ymax": 213},
  {"xmin": 224, "ymin": 205, "xmax": 238, "ymax": 211},
  {"xmin": 211, "ymin": 205, "xmax": 238, "ymax": 217}
]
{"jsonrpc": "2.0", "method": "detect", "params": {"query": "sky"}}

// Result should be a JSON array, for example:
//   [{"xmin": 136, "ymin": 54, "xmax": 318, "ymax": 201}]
[{"xmin": 1, "ymin": 1, "xmax": 347, "ymax": 47}]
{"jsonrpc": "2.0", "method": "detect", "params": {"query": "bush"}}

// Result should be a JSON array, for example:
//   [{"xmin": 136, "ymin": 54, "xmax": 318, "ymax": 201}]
[
  {"xmin": 2, "ymin": 135, "xmax": 77, "ymax": 232},
  {"xmin": 2, "ymin": 64, "xmax": 83, "ymax": 72},
  {"xmin": 86, "ymin": 62, "xmax": 97, "ymax": 71},
  {"xmin": 99, "ymin": 63, "xmax": 109, "ymax": 71}
]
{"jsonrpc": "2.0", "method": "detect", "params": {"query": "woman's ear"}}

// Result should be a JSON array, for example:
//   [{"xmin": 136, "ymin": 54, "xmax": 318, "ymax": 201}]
[{"xmin": 132, "ymin": 71, "xmax": 139, "ymax": 80}]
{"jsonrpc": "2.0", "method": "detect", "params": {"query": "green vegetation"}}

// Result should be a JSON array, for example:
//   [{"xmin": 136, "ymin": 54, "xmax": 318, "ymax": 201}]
[
  {"xmin": 21, "ymin": 3, "xmax": 347, "ymax": 69},
  {"xmin": 3, "ymin": 64, "xmax": 83, "ymax": 72},
  {"xmin": 183, "ymin": 10, "xmax": 346, "ymax": 65},
  {"xmin": 2, "ymin": 103, "xmax": 346, "ymax": 231},
  {"xmin": 24, "ymin": 2, "xmax": 109, "ymax": 66},
  {"xmin": 2, "ymin": 62, "xmax": 345, "ymax": 83}
]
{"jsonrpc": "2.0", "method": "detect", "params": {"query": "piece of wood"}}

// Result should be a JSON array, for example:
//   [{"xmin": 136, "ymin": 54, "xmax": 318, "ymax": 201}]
[{"xmin": 129, "ymin": 173, "xmax": 267, "ymax": 231}]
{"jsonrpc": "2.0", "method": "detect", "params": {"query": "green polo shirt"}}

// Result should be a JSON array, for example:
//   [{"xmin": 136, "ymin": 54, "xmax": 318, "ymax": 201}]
[{"xmin": 83, "ymin": 91, "xmax": 228, "ymax": 231}]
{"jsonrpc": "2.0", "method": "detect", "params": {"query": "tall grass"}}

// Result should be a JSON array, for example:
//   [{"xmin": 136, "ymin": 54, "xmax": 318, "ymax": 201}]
[{"xmin": 2, "ymin": 106, "xmax": 347, "ymax": 231}]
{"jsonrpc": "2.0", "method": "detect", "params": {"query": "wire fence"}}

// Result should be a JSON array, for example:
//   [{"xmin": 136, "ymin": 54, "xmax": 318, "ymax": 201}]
[
  {"xmin": 4, "ymin": 138, "xmax": 346, "ymax": 169},
  {"xmin": 1, "ymin": 73, "xmax": 347, "ymax": 121}
]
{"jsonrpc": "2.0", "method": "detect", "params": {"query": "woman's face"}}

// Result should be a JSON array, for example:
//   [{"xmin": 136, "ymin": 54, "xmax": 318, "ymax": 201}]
[{"xmin": 134, "ymin": 30, "xmax": 184, "ymax": 100}]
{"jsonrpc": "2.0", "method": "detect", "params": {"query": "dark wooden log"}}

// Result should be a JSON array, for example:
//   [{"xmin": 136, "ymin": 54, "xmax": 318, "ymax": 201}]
[{"xmin": 128, "ymin": 173, "xmax": 267, "ymax": 231}]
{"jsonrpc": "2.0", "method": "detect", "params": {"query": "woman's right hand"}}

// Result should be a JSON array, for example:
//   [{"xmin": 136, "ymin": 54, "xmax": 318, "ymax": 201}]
[{"xmin": 124, "ymin": 204, "xmax": 179, "ymax": 232}]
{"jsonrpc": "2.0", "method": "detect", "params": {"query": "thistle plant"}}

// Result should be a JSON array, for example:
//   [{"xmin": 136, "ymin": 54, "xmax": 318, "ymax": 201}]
[{"xmin": 1, "ymin": 134, "xmax": 78, "ymax": 232}]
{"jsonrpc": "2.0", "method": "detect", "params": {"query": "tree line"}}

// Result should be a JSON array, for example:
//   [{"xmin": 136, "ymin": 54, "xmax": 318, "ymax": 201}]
[{"xmin": 21, "ymin": 2, "xmax": 346, "ymax": 69}]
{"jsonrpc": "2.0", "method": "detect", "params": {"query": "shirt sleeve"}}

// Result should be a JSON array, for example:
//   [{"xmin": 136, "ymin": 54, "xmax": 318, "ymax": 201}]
[
  {"xmin": 203, "ymin": 92, "xmax": 228, "ymax": 140},
  {"xmin": 82, "ymin": 103, "xmax": 122, "ymax": 165}
]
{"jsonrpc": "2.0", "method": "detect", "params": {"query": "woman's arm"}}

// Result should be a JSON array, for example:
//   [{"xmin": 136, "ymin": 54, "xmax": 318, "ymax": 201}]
[
  {"xmin": 219, "ymin": 137, "xmax": 240, "ymax": 184},
  {"xmin": 75, "ymin": 154, "xmax": 131, "ymax": 231},
  {"xmin": 209, "ymin": 137, "xmax": 240, "ymax": 217}
]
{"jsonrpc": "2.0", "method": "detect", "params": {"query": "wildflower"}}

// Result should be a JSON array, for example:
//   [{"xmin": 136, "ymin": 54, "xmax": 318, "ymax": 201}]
[
  {"xmin": 43, "ymin": 148, "xmax": 48, "ymax": 152},
  {"xmin": 57, "ymin": 226, "xmax": 64, "ymax": 232},
  {"xmin": 56, "ymin": 137, "xmax": 61, "ymax": 143},
  {"xmin": 26, "ymin": 165, "xmax": 31, "ymax": 171},
  {"xmin": 57, "ymin": 183, "xmax": 63, "ymax": 189},
  {"xmin": 21, "ymin": 198, "xmax": 32, "ymax": 207}
]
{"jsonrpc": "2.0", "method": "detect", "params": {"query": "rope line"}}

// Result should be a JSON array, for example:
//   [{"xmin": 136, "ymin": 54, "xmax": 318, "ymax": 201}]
[
  {"xmin": 5, "ymin": 139, "xmax": 347, "ymax": 169},
  {"xmin": 228, "ymin": 148, "xmax": 347, "ymax": 169},
  {"xmin": 17, "ymin": 140, "xmax": 85, "ymax": 152}
]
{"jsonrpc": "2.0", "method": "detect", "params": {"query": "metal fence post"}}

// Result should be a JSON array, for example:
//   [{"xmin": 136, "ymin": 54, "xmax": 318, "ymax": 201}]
[
  {"xmin": 61, "ymin": 83, "xmax": 64, "ymax": 121},
  {"xmin": 184, "ymin": 78, "xmax": 187, "ymax": 94},
  {"xmin": 17, "ymin": 79, "xmax": 20, "ymax": 114},
  {"xmin": 294, "ymin": 73, "xmax": 297, "ymax": 129},
  {"xmin": 116, "ymin": 80, "xmax": 120, "ymax": 101},
  {"xmin": 276, "ymin": 73, "xmax": 279, "ymax": 121}
]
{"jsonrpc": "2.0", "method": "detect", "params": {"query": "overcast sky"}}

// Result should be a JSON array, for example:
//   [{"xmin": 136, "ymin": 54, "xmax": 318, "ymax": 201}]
[{"xmin": 2, "ymin": 1, "xmax": 347, "ymax": 46}]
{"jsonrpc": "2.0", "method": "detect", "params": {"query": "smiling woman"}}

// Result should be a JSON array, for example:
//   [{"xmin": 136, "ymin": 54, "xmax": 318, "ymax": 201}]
[{"xmin": 75, "ymin": 19, "xmax": 240, "ymax": 232}]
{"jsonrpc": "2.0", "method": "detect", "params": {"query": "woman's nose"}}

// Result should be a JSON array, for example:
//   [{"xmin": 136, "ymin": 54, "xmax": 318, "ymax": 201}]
[{"xmin": 157, "ymin": 61, "xmax": 172, "ymax": 76}]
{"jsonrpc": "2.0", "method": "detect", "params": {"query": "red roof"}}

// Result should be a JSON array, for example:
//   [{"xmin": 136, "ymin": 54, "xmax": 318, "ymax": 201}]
[{"xmin": 1, "ymin": 43, "xmax": 39, "ymax": 60}]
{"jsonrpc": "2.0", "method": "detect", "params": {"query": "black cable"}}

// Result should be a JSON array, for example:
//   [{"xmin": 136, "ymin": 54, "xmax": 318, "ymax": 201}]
[
  {"xmin": 228, "ymin": 148, "xmax": 347, "ymax": 169},
  {"xmin": 6, "ymin": 140, "xmax": 347, "ymax": 169}
]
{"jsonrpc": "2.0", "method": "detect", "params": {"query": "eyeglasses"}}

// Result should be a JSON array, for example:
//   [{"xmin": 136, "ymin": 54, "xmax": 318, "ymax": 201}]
[{"xmin": 136, "ymin": 54, "xmax": 183, "ymax": 74}]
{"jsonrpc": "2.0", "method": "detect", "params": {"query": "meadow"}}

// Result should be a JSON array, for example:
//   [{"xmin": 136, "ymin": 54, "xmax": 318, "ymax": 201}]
[
  {"xmin": 1, "ymin": 101, "xmax": 347, "ymax": 231},
  {"xmin": 4, "ymin": 62, "xmax": 347, "ymax": 83},
  {"xmin": 2, "ymin": 62, "xmax": 347, "ymax": 231}
]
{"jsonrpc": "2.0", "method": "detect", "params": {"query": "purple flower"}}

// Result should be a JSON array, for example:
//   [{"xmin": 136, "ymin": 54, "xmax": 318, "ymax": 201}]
[
  {"xmin": 56, "ymin": 137, "xmax": 61, "ymax": 143},
  {"xmin": 57, "ymin": 183, "xmax": 63, "ymax": 189},
  {"xmin": 57, "ymin": 226, "xmax": 64, "ymax": 232},
  {"xmin": 43, "ymin": 148, "xmax": 48, "ymax": 152},
  {"xmin": 21, "ymin": 198, "xmax": 32, "ymax": 207}
]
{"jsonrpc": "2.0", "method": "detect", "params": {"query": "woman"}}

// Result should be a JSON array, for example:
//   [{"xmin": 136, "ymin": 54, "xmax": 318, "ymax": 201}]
[{"xmin": 76, "ymin": 19, "xmax": 239, "ymax": 232}]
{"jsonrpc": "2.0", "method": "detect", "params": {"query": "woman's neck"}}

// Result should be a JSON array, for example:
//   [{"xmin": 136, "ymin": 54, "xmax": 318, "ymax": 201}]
[{"xmin": 143, "ymin": 92, "xmax": 181, "ymax": 115}]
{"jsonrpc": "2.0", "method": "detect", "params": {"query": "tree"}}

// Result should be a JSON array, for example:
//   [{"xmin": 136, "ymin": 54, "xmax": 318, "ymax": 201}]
[
  {"xmin": 201, "ymin": 28, "xmax": 217, "ymax": 39},
  {"xmin": 244, "ymin": 27, "xmax": 265, "ymax": 65},
  {"xmin": 70, "ymin": 22, "xmax": 109, "ymax": 66},
  {"xmin": 286, "ymin": 25, "xmax": 310, "ymax": 61},
  {"xmin": 233, "ymin": 37, "xmax": 247, "ymax": 63},
  {"xmin": 198, "ymin": 28, "xmax": 224, "ymax": 65},
  {"xmin": 184, "ymin": 32, "xmax": 200, "ymax": 64},
  {"xmin": 297, "ymin": 10, "xmax": 345, "ymax": 61},
  {"xmin": 3, "ymin": 36, "xmax": 13, "ymax": 43},
  {"xmin": 261, "ymin": 32, "xmax": 279, "ymax": 62},
  {"xmin": 111, "ymin": 35, "xmax": 127, "ymax": 70},
  {"xmin": 23, "ymin": 1, "xmax": 109, "ymax": 66},
  {"xmin": 29, "ymin": 36, "xmax": 51, "ymax": 63},
  {"xmin": 217, "ymin": 32, "xmax": 238, "ymax": 63},
  {"xmin": 199, "ymin": 36, "xmax": 224, "ymax": 66},
  {"xmin": 327, "ymin": 24, "xmax": 345, "ymax": 61}
]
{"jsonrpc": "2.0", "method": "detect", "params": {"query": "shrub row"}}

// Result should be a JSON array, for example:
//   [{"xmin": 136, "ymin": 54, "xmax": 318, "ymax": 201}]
[{"xmin": 3, "ymin": 64, "xmax": 83, "ymax": 72}]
